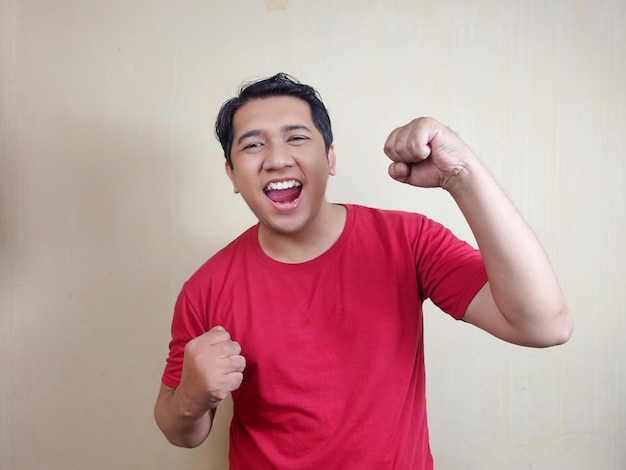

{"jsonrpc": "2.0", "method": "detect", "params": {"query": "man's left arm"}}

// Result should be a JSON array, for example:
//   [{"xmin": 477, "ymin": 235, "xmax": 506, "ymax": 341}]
[{"xmin": 385, "ymin": 117, "xmax": 572, "ymax": 347}]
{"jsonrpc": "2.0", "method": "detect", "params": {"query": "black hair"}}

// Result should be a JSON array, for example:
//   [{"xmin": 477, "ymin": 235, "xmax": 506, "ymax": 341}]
[{"xmin": 215, "ymin": 73, "xmax": 333, "ymax": 168}]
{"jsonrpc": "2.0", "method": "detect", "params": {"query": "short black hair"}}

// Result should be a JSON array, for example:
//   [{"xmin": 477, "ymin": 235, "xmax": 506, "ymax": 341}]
[{"xmin": 215, "ymin": 73, "xmax": 333, "ymax": 168}]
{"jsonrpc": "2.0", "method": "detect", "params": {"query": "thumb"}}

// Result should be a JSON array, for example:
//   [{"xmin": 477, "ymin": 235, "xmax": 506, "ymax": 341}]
[{"xmin": 388, "ymin": 162, "xmax": 411, "ymax": 183}]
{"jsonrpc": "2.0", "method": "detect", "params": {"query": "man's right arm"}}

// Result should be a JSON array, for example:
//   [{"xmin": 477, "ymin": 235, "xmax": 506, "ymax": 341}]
[
  {"xmin": 154, "ymin": 383, "xmax": 215, "ymax": 448},
  {"xmin": 154, "ymin": 326, "xmax": 246, "ymax": 448}
]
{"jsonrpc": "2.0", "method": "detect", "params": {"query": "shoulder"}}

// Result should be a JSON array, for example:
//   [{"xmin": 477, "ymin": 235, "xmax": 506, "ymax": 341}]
[
  {"xmin": 346, "ymin": 204, "xmax": 467, "ymax": 257},
  {"xmin": 184, "ymin": 225, "xmax": 257, "ymax": 289},
  {"xmin": 347, "ymin": 204, "xmax": 434, "ymax": 234}
]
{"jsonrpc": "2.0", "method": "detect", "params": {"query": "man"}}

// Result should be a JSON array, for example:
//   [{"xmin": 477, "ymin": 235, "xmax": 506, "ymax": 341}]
[{"xmin": 155, "ymin": 73, "xmax": 572, "ymax": 469}]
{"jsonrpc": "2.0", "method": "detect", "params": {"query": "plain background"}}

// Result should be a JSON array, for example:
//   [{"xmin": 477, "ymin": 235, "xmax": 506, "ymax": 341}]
[{"xmin": 1, "ymin": 0, "xmax": 624, "ymax": 469}]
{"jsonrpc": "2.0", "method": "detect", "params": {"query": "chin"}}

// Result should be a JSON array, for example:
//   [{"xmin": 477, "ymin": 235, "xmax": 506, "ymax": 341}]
[{"xmin": 262, "ymin": 213, "xmax": 311, "ymax": 235}]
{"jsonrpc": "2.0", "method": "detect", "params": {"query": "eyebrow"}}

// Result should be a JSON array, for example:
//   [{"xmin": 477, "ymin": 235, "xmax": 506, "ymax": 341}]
[{"xmin": 236, "ymin": 124, "xmax": 313, "ymax": 146}]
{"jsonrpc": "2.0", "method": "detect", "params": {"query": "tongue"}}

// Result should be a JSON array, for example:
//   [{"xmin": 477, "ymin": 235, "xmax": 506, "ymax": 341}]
[{"xmin": 266, "ymin": 186, "xmax": 301, "ymax": 203}]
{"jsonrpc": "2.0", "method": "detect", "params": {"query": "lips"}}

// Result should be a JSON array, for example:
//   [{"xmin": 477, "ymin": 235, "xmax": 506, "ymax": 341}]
[{"xmin": 264, "ymin": 179, "xmax": 302, "ymax": 204}]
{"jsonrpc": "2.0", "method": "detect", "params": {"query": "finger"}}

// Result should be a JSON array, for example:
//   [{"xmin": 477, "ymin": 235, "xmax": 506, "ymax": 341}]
[
  {"xmin": 227, "ymin": 354, "xmax": 246, "ymax": 373},
  {"xmin": 388, "ymin": 162, "xmax": 411, "ymax": 183},
  {"xmin": 205, "ymin": 326, "xmax": 232, "ymax": 344},
  {"xmin": 391, "ymin": 125, "xmax": 418, "ymax": 161},
  {"xmin": 384, "ymin": 122, "xmax": 431, "ymax": 162},
  {"xmin": 213, "ymin": 368, "xmax": 245, "ymax": 395},
  {"xmin": 209, "ymin": 325, "xmax": 229, "ymax": 336},
  {"xmin": 225, "ymin": 371, "xmax": 244, "ymax": 392},
  {"xmin": 226, "ymin": 340, "xmax": 242, "ymax": 357},
  {"xmin": 383, "ymin": 127, "xmax": 402, "ymax": 161},
  {"xmin": 214, "ymin": 353, "xmax": 246, "ymax": 376},
  {"xmin": 214, "ymin": 339, "xmax": 242, "ymax": 359}
]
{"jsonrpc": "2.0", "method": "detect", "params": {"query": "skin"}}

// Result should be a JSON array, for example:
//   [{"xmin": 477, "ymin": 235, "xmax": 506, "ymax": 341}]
[
  {"xmin": 384, "ymin": 117, "xmax": 571, "ymax": 347},
  {"xmin": 225, "ymin": 96, "xmax": 346, "ymax": 263},
  {"xmin": 154, "ymin": 101, "xmax": 572, "ymax": 448}
]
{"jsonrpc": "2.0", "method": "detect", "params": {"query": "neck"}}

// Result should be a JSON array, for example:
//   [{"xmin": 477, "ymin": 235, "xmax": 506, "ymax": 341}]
[{"xmin": 258, "ymin": 202, "xmax": 346, "ymax": 263}]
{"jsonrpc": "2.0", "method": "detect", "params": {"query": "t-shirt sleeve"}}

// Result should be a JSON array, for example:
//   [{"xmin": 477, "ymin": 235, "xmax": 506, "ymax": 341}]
[
  {"xmin": 161, "ymin": 286, "xmax": 209, "ymax": 388},
  {"xmin": 414, "ymin": 216, "xmax": 488, "ymax": 320}
]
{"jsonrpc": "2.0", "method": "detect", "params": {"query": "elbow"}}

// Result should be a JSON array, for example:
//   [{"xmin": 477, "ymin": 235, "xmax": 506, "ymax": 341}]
[
  {"xmin": 165, "ymin": 436, "xmax": 204, "ymax": 449},
  {"xmin": 155, "ymin": 415, "xmax": 205, "ymax": 449},
  {"xmin": 153, "ymin": 397, "xmax": 212, "ymax": 449},
  {"xmin": 552, "ymin": 307, "xmax": 573, "ymax": 346},
  {"xmin": 534, "ymin": 304, "xmax": 573, "ymax": 348}
]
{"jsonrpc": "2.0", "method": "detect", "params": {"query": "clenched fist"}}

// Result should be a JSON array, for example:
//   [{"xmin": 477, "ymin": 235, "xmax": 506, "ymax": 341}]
[
  {"xmin": 178, "ymin": 326, "xmax": 246, "ymax": 413},
  {"xmin": 384, "ymin": 117, "xmax": 476, "ymax": 191}
]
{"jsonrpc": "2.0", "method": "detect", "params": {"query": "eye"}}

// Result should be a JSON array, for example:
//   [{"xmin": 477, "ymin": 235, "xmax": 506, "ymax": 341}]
[
  {"xmin": 243, "ymin": 141, "xmax": 264, "ymax": 151},
  {"xmin": 287, "ymin": 135, "xmax": 309, "ymax": 145}
]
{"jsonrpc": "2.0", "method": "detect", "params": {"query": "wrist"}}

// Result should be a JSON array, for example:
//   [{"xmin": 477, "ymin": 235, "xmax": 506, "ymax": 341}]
[
  {"xmin": 173, "ymin": 385, "xmax": 215, "ymax": 420},
  {"xmin": 443, "ymin": 157, "xmax": 486, "ymax": 198}
]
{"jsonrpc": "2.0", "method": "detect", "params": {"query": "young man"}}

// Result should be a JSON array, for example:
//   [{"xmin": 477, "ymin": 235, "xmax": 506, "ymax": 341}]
[{"xmin": 155, "ymin": 73, "xmax": 572, "ymax": 469}]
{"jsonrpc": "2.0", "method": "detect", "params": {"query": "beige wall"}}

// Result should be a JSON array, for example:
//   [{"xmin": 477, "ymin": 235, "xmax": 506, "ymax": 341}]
[{"xmin": 1, "ymin": 0, "xmax": 624, "ymax": 468}]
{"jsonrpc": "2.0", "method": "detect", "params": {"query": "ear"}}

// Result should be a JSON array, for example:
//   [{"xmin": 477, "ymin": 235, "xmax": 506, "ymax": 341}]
[
  {"xmin": 327, "ymin": 144, "xmax": 337, "ymax": 176},
  {"xmin": 225, "ymin": 162, "xmax": 240, "ymax": 193}
]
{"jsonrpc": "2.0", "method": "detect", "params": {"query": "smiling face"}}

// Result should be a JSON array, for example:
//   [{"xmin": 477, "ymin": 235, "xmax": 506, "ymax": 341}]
[{"xmin": 226, "ymin": 96, "xmax": 336, "ymax": 238}]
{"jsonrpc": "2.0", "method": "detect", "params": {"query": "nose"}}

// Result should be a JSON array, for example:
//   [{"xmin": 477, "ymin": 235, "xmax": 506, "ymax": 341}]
[{"xmin": 262, "ymin": 142, "xmax": 294, "ymax": 171}]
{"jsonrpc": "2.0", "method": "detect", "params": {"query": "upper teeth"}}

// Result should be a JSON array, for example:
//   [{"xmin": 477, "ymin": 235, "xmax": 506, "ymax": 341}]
[{"xmin": 265, "ymin": 180, "xmax": 301, "ymax": 191}]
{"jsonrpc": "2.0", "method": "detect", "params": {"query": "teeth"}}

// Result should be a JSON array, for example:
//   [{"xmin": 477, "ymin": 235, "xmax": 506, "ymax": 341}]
[{"xmin": 265, "ymin": 180, "xmax": 302, "ymax": 191}]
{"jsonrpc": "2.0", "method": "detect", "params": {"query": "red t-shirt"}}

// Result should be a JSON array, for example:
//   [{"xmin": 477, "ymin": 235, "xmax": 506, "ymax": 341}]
[{"xmin": 162, "ymin": 204, "xmax": 487, "ymax": 469}]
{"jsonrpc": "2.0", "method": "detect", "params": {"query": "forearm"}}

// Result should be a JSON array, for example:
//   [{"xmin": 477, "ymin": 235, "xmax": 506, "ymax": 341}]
[
  {"xmin": 383, "ymin": 116, "xmax": 571, "ymax": 345},
  {"xmin": 154, "ymin": 384, "xmax": 215, "ymax": 448},
  {"xmin": 447, "ymin": 157, "xmax": 572, "ymax": 344}
]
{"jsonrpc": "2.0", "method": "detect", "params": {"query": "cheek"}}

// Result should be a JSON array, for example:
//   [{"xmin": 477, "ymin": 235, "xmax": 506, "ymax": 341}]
[
  {"xmin": 235, "ymin": 172, "xmax": 266, "ymax": 202},
  {"xmin": 229, "ymin": 160, "xmax": 261, "ymax": 193},
  {"xmin": 309, "ymin": 164, "xmax": 332, "ymax": 191}
]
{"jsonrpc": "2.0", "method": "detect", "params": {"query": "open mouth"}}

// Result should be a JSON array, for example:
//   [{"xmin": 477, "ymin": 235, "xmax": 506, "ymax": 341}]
[{"xmin": 264, "ymin": 179, "xmax": 302, "ymax": 205}]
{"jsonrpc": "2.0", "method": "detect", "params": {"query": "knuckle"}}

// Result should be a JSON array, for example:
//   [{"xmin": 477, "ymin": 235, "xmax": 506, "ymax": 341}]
[
  {"xmin": 184, "ymin": 337, "xmax": 201, "ymax": 355},
  {"xmin": 230, "ymin": 372, "xmax": 244, "ymax": 389},
  {"xmin": 212, "ymin": 329, "xmax": 231, "ymax": 341},
  {"xmin": 218, "ymin": 341, "xmax": 238, "ymax": 357},
  {"xmin": 232, "ymin": 355, "xmax": 246, "ymax": 372}
]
